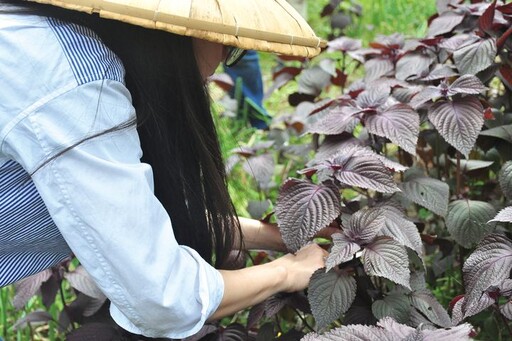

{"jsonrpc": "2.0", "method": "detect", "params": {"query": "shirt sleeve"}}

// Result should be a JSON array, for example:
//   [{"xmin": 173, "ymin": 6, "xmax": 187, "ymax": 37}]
[{"xmin": 1, "ymin": 80, "xmax": 224, "ymax": 339}]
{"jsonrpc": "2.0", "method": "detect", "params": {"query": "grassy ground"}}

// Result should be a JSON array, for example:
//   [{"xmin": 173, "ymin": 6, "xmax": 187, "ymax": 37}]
[{"xmin": 1, "ymin": 1, "xmax": 438, "ymax": 339}]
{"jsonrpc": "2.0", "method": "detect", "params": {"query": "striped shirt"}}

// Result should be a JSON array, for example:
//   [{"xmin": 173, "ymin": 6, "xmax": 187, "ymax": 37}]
[{"xmin": 0, "ymin": 7, "xmax": 223, "ymax": 339}]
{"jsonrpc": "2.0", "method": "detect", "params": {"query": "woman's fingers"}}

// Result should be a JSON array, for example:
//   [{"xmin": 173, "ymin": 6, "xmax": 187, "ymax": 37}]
[{"xmin": 280, "ymin": 243, "xmax": 329, "ymax": 293}]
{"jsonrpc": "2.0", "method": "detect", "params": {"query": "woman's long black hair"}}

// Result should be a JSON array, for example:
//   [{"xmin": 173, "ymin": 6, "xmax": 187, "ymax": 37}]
[{"xmin": 2, "ymin": 0, "xmax": 242, "ymax": 268}]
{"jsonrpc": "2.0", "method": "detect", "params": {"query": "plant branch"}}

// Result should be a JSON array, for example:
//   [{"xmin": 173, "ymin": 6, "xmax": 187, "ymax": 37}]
[
  {"xmin": 456, "ymin": 151, "xmax": 462, "ymax": 198},
  {"xmin": 59, "ymin": 281, "xmax": 75, "ymax": 330},
  {"xmin": 292, "ymin": 307, "xmax": 315, "ymax": 332}
]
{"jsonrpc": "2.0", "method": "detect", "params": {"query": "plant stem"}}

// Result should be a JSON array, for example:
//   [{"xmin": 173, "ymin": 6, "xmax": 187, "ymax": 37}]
[
  {"xmin": 458, "ymin": 246, "xmax": 465, "ymax": 292},
  {"xmin": 456, "ymin": 151, "xmax": 462, "ymax": 198},
  {"xmin": 292, "ymin": 307, "xmax": 314, "ymax": 332},
  {"xmin": 0, "ymin": 288, "xmax": 8, "ymax": 338},
  {"xmin": 59, "ymin": 281, "xmax": 75, "ymax": 330}
]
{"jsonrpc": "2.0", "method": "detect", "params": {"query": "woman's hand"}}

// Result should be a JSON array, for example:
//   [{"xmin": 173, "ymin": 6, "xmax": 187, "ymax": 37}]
[
  {"xmin": 210, "ymin": 243, "xmax": 328, "ymax": 320},
  {"xmin": 276, "ymin": 243, "xmax": 329, "ymax": 292}
]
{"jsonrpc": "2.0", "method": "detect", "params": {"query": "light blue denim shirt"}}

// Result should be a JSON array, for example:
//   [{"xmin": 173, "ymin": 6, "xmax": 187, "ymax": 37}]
[{"xmin": 0, "ymin": 6, "xmax": 224, "ymax": 339}]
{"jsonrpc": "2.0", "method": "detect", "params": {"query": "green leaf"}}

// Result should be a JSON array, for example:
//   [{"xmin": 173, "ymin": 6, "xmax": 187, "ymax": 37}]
[
  {"xmin": 447, "ymin": 158, "xmax": 494, "ymax": 172},
  {"xmin": 446, "ymin": 199, "xmax": 496, "ymax": 248},
  {"xmin": 499, "ymin": 161, "xmax": 512, "ymax": 200},
  {"xmin": 479, "ymin": 124, "xmax": 512, "ymax": 143},
  {"xmin": 398, "ymin": 168, "xmax": 449, "ymax": 217},
  {"xmin": 308, "ymin": 269, "xmax": 356, "ymax": 330},
  {"xmin": 372, "ymin": 292, "xmax": 411, "ymax": 323}
]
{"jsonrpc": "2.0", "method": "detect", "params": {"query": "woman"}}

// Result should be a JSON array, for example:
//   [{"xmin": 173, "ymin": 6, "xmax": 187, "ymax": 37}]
[{"xmin": 0, "ymin": 0, "xmax": 329, "ymax": 338}]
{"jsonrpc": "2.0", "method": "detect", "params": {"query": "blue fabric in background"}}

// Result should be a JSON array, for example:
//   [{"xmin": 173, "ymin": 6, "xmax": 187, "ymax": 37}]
[{"xmin": 224, "ymin": 50, "xmax": 270, "ymax": 129}]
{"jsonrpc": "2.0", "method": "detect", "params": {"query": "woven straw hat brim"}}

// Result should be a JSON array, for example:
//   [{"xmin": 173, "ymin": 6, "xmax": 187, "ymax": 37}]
[{"xmin": 29, "ymin": 0, "xmax": 326, "ymax": 58}]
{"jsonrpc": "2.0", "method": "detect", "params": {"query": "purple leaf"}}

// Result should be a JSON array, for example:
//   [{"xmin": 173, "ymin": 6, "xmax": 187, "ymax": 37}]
[
  {"xmin": 263, "ymin": 292, "xmax": 307, "ymax": 318},
  {"xmin": 308, "ymin": 269, "xmax": 357, "ymax": 330},
  {"xmin": 325, "ymin": 233, "xmax": 361, "ymax": 271},
  {"xmin": 373, "ymin": 153, "xmax": 409, "ymax": 172},
  {"xmin": 12, "ymin": 310, "xmax": 53, "ymax": 331},
  {"xmin": 217, "ymin": 324, "xmax": 248, "ymax": 341},
  {"xmin": 242, "ymin": 153, "xmax": 275, "ymax": 189},
  {"xmin": 410, "ymin": 86, "xmax": 443, "ymax": 109},
  {"xmin": 364, "ymin": 103, "xmax": 419, "ymax": 155},
  {"xmin": 378, "ymin": 208, "xmax": 424, "ymax": 257},
  {"xmin": 41, "ymin": 275, "xmax": 59, "ymax": 310},
  {"xmin": 344, "ymin": 207, "xmax": 386, "ymax": 244},
  {"xmin": 499, "ymin": 161, "xmax": 512, "ymax": 200},
  {"xmin": 419, "ymin": 323, "xmax": 473, "ymax": 340},
  {"xmin": 327, "ymin": 36, "xmax": 362, "ymax": 52},
  {"xmin": 364, "ymin": 58, "xmax": 395, "ymax": 82},
  {"xmin": 301, "ymin": 323, "xmax": 394, "ymax": 341},
  {"xmin": 372, "ymin": 293, "xmax": 411, "ymax": 324},
  {"xmin": 453, "ymin": 38, "xmax": 497, "ymax": 75},
  {"xmin": 398, "ymin": 168, "xmax": 449, "ymax": 217},
  {"xmin": 82, "ymin": 294, "xmax": 108, "ymax": 317},
  {"xmin": 451, "ymin": 296, "xmax": 465, "ymax": 325},
  {"xmin": 357, "ymin": 86, "xmax": 390, "ymax": 109},
  {"xmin": 420, "ymin": 64, "xmax": 459, "ymax": 81},
  {"xmin": 13, "ymin": 269, "xmax": 52, "ymax": 309},
  {"xmin": 446, "ymin": 199, "xmax": 496, "ymax": 248},
  {"xmin": 500, "ymin": 279, "xmax": 512, "ymax": 297},
  {"xmin": 362, "ymin": 237, "xmax": 411, "ymax": 289},
  {"xmin": 490, "ymin": 206, "xmax": 512, "ymax": 223},
  {"xmin": 395, "ymin": 53, "xmax": 434, "ymax": 81},
  {"xmin": 307, "ymin": 106, "xmax": 361, "ymax": 135},
  {"xmin": 378, "ymin": 317, "xmax": 417, "ymax": 338},
  {"xmin": 410, "ymin": 291, "xmax": 453, "ymax": 328},
  {"xmin": 64, "ymin": 265, "xmax": 105, "ymax": 300},
  {"xmin": 298, "ymin": 65, "xmax": 333, "ymax": 96},
  {"xmin": 66, "ymin": 323, "xmax": 120, "ymax": 341},
  {"xmin": 247, "ymin": 301, "xmax": 266, "ymax": 330},
  {"xmin": 500, "ymin": 299, "xmax": 512, "ymax": 320},
  {"xmin": 427, "ymin": 11, "xmax": 465, "ymax": 37},
  {"xmin": 314, "ymin": 134, "xmax": 363, "ymax": 162},
  {"xmin": 276, "ymin": 179, "xmax": 341, "ymax": 252},
  {"xmin": 328, "ymin": 146, "xmax": 400, "ymax": 193},
  {"xmin": 439, "ymin": 34, "xmax": 479, "ymax": 51},
  {"xmin": 478, "ymin": 0, "xmax": 496, "ymax": 35},
  {"xmin": 343, "ymin": 301, "xmax": 378, "ymax": 326},
  {"xmin": 428, "ymin": 96, "xmax": 484, "ymax": 158},
  {"xmin": 462, "ymin": 234, "xmax": 512, "ymax": 314},
  {"xmin": 463, "ymin": 291, "xmax": 496, "ymax": 320},
  {"xmin": 448, "ymin": 75, "xmax": 486, "ymax": 96},
  {"xmin": 247, "ymin": 200, "xmax": 271, "ymax": 220}
]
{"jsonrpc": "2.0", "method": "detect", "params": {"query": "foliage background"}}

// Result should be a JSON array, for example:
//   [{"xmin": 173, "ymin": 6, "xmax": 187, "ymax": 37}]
[{"xmin": 10, "ymin": 1, "xmax": 512, "ymax": 341}]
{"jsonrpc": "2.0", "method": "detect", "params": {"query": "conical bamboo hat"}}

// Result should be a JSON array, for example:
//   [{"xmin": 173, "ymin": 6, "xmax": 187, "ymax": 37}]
[{"xmin": 29, "ymin": 0, "xmax": 326, "ymax": 57}]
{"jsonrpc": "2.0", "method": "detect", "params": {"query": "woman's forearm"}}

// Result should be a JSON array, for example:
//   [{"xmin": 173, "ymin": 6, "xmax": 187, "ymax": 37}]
[
  {"xmin": 237, "ymin": 217, "xmax": 287, "ymax": 251},
  {"xmin": 209, "ymin": 243, "xmax": 327, "ymax": 320}
]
